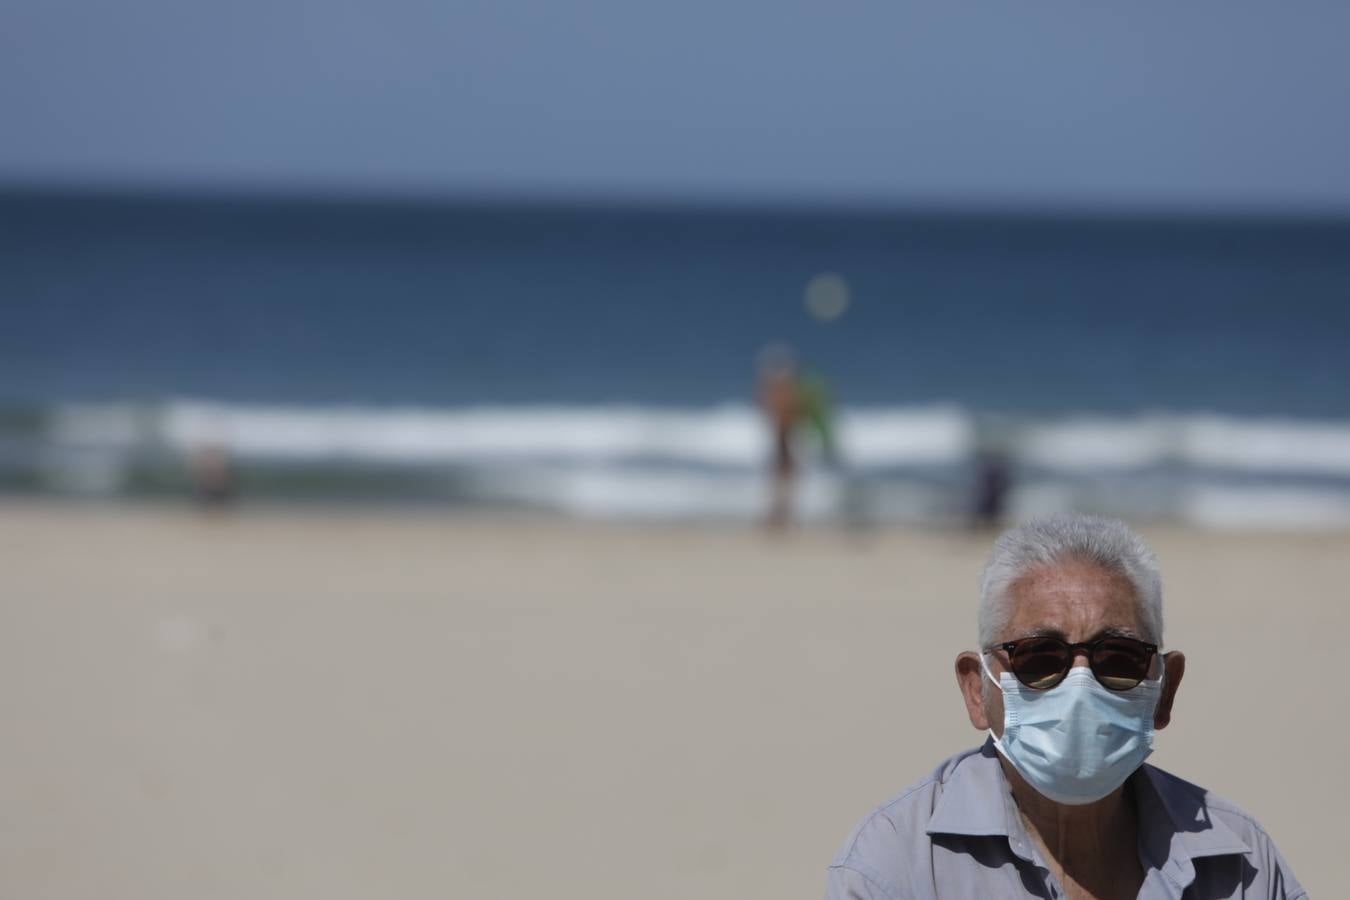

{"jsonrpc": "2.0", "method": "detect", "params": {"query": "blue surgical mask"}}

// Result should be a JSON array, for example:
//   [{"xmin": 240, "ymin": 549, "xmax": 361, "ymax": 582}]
[{"xmin": 982, "ymin": 659, "xmax": 1162, "ymax": 805}]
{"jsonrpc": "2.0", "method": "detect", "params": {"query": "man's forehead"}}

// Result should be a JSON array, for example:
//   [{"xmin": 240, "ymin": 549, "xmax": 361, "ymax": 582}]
[{"xmin": 1003, "ymin": 560, "xmax": 1143, "ymax": 636}]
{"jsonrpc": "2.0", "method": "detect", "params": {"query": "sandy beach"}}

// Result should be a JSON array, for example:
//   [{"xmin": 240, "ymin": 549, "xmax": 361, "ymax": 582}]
[{"xmin": 1, "ymin": 502, "xmax": 1342, "ymax": 898}]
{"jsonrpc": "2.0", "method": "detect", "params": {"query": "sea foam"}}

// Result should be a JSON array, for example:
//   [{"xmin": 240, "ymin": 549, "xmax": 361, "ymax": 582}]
[{"xmin": 25, "ymin": 399, "xmax": 1350, "ymax": 527}]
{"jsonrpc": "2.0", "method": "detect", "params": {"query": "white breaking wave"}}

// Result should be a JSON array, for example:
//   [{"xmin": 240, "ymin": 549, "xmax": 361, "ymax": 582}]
[
  {"xmin": 51, "ymin": 400, "xmax": 974, "ymax": 468},
  {"xmin": 44, "ymin": 399, "xmax": 1350, "ymax": 475},
  {"xmin": 35, "ymin": 399, "xmax": 1350, "ymax": 528},
  {"xmin": 161, "ymin": 403, "xmax": 765, "ymax": 464}
]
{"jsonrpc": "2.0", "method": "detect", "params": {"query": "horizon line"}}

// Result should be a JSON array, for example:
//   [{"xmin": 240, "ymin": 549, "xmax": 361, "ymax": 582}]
[{"xmin": 5, "ymin": 174, "xmax": 1350, "ymax": 227}]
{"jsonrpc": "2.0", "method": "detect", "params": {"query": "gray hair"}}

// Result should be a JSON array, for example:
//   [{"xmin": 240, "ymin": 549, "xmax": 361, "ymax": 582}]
[{"xmin": 978, "ymin": 514, "xmax": 1163, "ymax": 650}]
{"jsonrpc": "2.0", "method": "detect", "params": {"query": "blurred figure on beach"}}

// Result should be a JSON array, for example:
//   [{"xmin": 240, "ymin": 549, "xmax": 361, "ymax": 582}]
[
  {"xmin": 188, "ymin": 442, "xmax": 237, "ymax": 509},
  {"xmin": 968, "ymin": 419, "xmax": 1013, "ymax": 530},
  {"xmin": 970, "ymin": 448, "xmax": 1011, "ymax": 530},
  {"xmin": 757, "ymin": 345, "xmax": 853, "ymax": 529},
  {"xmin": 758, "ymin": 344, "xmax": 802, "ymax": 528},
  {"xmin": 798, "ymin": 366, "xmax": 839, "ymax": 471}
]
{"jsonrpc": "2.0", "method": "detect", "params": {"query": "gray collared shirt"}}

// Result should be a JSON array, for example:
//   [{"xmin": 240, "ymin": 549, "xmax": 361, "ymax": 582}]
[{"xmin": 826, "ymin": 741, "xmax": 1305, "ymax": 900}]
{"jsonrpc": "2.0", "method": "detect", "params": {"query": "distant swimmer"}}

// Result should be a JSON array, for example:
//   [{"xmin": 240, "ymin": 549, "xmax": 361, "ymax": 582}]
[{"xmin": 757, "ymin": 344, "xmax": 803, "ymax": 528}]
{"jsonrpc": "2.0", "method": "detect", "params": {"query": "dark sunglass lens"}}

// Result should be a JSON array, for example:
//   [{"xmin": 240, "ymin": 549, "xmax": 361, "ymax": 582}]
[
  {"xmin": 1010, "ymin": 639, "xmax": 1070, "ymax": 689},
  {"xmin": 1092, "ymin": 638, "xmax": 1151, "ymax": 690}
]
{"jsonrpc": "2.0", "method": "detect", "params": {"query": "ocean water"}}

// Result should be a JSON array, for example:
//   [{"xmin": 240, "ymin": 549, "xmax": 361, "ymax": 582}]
[{"xmin": 4, "ymin": 188, "xmax": 1350, "ymax": 526}]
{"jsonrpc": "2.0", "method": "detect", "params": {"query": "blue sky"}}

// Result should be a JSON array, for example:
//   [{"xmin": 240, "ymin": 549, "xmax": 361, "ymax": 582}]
[{"xmin": 4, "ymin": 1, "xmax": 1349, "ymax": 211}]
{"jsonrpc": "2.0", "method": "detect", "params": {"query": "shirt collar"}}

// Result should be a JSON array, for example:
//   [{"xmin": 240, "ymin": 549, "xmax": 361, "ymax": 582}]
[
  {"xmin": 925, "ymin": 740, "xmax": 1250, "ymax": 866},
  {"xmin": 924, "ymin": 739, "xmax": 1016, "ymax": 839}
]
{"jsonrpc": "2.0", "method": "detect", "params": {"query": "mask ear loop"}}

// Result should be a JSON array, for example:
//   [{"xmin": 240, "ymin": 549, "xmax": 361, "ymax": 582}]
[
  {"xmin": 979, "ymin": 650, "xmax": 1004, "ymax": 691},
  {"xmin": 979, "ymin": 651, "xmax": 1013, "ymax": 756}
]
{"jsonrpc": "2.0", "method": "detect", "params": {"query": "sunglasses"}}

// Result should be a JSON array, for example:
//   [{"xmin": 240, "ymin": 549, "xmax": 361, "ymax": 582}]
[{"xmin": 986, "ymin": 635, "xmax": 1159, "ymax": 691}]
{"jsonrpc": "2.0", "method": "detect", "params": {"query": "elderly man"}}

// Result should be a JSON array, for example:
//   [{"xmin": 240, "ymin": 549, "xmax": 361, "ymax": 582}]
[{"xmin": 826, "ymin": 514, "xmax": 1304, "ymax": 900}]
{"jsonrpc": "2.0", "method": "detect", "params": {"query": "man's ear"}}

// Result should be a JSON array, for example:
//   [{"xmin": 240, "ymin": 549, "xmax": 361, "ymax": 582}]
[
  {"xmin": 1154, "ymin": 650, "xmax": 1186, "ymax": 730},
  {"xmin": 956, "ymin": 652, "xmax": 991, "ymax": 731}
]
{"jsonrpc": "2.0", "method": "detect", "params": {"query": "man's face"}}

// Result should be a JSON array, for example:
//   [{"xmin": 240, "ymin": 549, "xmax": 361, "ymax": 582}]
[{"xmin": 981, "ymin": 559, "xmax": 1148, "ymax": 738}]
